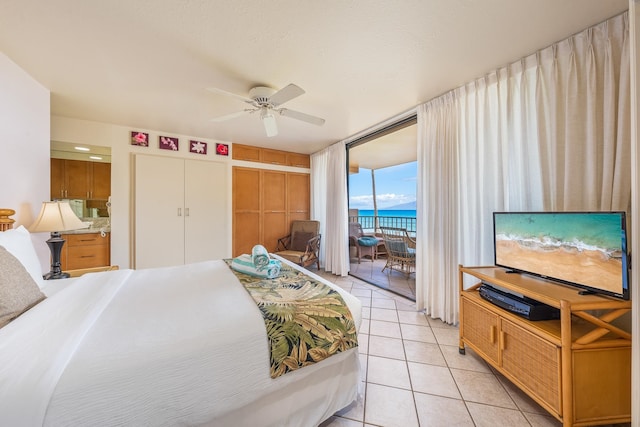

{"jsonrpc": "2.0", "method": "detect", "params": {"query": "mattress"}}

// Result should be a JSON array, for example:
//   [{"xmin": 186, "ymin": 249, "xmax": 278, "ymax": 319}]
[{"xmin": 0, "ymin": 256, "xmax": 361, "ymax": 426}]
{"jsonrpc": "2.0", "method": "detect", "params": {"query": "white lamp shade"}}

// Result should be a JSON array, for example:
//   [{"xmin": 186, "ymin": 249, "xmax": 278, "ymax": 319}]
[{"xmin": 29, "ymin": 201, "xmax": 86, "ymax": 233}]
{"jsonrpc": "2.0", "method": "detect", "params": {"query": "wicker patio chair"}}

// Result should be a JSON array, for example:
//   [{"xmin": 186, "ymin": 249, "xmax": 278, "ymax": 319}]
[
  {"xmin": 380, "ymin": 226, "xmax": 416, "ymax": 277},
  {"xmin": 348, "ymin": 222, "xmax": 381, "ymax": 263}
]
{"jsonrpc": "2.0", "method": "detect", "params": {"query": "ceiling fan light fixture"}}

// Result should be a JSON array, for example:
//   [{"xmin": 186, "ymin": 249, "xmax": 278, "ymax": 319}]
[
  {"xmin": 207, "ymin": 83, "xmax": 324, "ymax": 137},
  {"xmin": 261, "ymin": 108, "xmax": 278, "ymax": 137}
]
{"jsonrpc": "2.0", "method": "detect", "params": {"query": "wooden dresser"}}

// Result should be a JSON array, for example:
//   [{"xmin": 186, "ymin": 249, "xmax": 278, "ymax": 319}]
[{"xmin": 60, "ymin": 232, "xmax": 110, "ymax": 270}]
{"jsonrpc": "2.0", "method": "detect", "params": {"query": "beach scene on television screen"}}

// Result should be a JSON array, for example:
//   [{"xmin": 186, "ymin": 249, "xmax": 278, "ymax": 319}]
[{"xmin": 495, "ymin": 213, "xmax": 624, "ymax": 294}]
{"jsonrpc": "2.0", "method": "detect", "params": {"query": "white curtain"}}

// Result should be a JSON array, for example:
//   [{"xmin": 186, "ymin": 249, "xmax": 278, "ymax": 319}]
[
  {"xmin": 416, "ymin": 12, "xmax": 630, "ymax": 324},
  {"xmin": 311, "ymin": 141, "xmax": 350, "ymax": 276},
  {"xmin": 310, "ymin": 150, "xmax": 328, "ymax": 266}
]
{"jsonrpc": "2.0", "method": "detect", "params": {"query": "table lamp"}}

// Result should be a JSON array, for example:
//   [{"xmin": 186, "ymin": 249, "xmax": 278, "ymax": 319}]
[{"xmin": 29, "ymin": 201, "xmax": 86, "ymax": 280}]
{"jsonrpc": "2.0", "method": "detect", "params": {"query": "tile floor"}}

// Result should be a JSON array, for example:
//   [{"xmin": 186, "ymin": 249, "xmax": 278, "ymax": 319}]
[
  {"xmin": 349, "ymin": 256, "xmax": 416, "ymax": 301},
  {"xmin": 313, "ymin": 270, "xmax": 630, "ymax": 427}
]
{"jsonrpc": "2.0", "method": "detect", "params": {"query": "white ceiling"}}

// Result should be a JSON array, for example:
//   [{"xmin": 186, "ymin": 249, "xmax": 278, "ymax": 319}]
[{"xmin": 0, "ymin": 1, "xmax": 628, "ymax": 155}]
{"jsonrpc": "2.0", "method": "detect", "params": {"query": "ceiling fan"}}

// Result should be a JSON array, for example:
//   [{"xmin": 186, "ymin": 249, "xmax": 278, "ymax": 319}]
[{"xmin": 207, "ymin": 83, "xmax": 325, "ymax": 137}]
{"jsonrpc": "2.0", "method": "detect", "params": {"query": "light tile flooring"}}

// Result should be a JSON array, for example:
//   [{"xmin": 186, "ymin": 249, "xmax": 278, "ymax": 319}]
[
  {"xmin": 349, "ymin": 256, "xmax": 416, "ymax": 301},
  {"xmin": 312, "ymin": 271, "xmax": 630, "ymax": 427}
]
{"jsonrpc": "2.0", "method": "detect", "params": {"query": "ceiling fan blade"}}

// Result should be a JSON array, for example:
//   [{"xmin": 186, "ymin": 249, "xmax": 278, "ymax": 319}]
[
  {"xmin": 206, "ymin": 87, "xmax": 255, "ymax": 105},
  {"xmin": 261, "ymin": 109, "xmax": 278, "ymax": 137},
  {"xmin": 268, "ymin": 84, "xmax": 305, "ymax": 107},
  {"xmin": 278, "ymin": 108, "xmax": 325, "ymax": 126},
  {"xmin": 209, "ymin": 109, "xmax": 253, "ymax": 122}
]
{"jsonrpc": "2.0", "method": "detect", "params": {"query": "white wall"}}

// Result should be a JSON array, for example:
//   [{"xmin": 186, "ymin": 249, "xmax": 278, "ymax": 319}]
[
  {"xmin": 0, "ymin": 53, "xmax": 51, "ymax": 271},
  {"xmin": 51, "ymin": 116, "xmax": 234, "ymax": 268}
]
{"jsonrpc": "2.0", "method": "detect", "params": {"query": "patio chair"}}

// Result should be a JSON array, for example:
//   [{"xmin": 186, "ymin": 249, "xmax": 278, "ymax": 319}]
[
  {"xmin": 275, "ymin": 220, "xmax": 321, "ymax": 269},
  {"xmin": 349, "ymin": 222, "xmax": 381, "ymax": 263},
  {"xmin": 380, "ymin": 226, "xmax": 416, "ymax": 277}
]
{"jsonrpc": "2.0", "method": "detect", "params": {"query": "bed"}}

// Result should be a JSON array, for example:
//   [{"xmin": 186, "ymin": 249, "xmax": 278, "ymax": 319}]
[{"xmin": 0, "ymin": 219, "xmax": 362, "ymax": 427}]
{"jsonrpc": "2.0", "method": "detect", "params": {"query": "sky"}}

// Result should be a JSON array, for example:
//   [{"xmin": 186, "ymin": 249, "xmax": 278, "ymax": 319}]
[{"xmin": 348, "ymin": 161, "xmax": 417, "ymax": 210}]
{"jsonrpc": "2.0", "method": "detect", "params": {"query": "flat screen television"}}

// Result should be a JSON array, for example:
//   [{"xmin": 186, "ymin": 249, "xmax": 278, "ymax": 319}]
[{"xmin": 493, "ymin": 211, "xmax": 630, "ymax": 300}]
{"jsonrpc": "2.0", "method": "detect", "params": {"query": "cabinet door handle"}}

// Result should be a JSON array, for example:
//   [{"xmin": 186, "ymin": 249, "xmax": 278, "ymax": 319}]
[
  {"xmin": 185, "ymin": 208, "xmax": 190, "ymax": 217},
  {"xmin": 499, "ymin": 331, "xmax": 506, "ymax": 351},
  {"xmin": 489, "ymin": 325, "xmax": 497, "ymax": 344},
  {"xmin": 178, "ymin": 208, "xmax": 182, "ymax": 216}
]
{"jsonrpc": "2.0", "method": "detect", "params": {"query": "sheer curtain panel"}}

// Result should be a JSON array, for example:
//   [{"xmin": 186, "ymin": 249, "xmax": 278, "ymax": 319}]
[
  {"xmin": 311, "ymin": 141, "xmax": 350, "ymax": 276},
  {"xmin": 310, "ymin": 151, "xmax": 328, "ymax": 266},
  {"xmin": 416, "ymin": 12, "xmax": 630, "ymax": 324}
]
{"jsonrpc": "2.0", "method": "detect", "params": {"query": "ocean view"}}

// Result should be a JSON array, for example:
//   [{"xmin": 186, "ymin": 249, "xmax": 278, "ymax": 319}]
[
  {"xmin": 357, "ymin": 209, "xmax": 417, "ymax": 218},
  {"xmin": 352, "ymin": 209, "xmax": 417, "ymax": 232}
]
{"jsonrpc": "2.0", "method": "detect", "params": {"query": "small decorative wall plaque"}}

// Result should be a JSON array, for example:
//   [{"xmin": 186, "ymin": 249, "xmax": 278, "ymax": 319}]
[
  {"xmin": 130, "ymin": 131, "xmax": 149, "ymax": 146},
  {"xmin": 159, "ymin": 136, "xmax": 179, "ymax": 151},
  {"xmin": 216, "ymin": 143, "xmax": 229, "ymax": 156},
  {"xmin": 189, "ymin": 140, "xmax": 208, "ymax": 155}
]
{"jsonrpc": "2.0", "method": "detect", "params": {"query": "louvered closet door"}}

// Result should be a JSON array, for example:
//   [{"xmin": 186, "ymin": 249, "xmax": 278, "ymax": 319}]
[
  {"xmin": 184, "ymin": 159, "xmax": 228, "ymax": 263},
  {"xmin": 135, "ymin": 155, "xmax": 185, "ymax": 269}
]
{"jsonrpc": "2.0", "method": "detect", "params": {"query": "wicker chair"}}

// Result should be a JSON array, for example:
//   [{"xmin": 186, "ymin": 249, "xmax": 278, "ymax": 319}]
[
  {"xmin": 274, "ymin": 220, "xmax": 321, "ymax": 269},
  {"xmin": 348, "ymin": 222, "xmax": 381, "ymax": 263},
  {"xmin": 380, "ymin": 226, "xmax": 416, "ymax": 277}
]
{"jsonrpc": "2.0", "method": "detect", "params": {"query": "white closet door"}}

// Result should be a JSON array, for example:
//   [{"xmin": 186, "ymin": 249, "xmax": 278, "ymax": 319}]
[
  {"xmin": 184, "ymin": 159, "xmax": 228, "ymax": 263},
  {"xmin": 135, "ymin": 155, "xmax": 185, "ymax": 269}
]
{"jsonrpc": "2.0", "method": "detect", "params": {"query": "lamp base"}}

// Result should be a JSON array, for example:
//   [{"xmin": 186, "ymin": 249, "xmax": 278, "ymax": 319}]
[
  {"xmin": 44, "ymin": 232, "xmax": 68, "ymax": 281},
  {"xmin": 43, "ymin": 270, "xmax": 70, "ymax": 280}
]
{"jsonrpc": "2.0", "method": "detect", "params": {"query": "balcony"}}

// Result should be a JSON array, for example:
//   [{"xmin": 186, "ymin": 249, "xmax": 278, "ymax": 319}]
[{"xmin": 348, "ymin": 214, "xmax": 416, "ymax": 300}]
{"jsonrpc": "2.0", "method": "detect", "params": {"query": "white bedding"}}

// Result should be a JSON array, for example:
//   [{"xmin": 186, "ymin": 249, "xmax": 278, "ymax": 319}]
[{"xmin": 0, "ymin": 257, "xmax": 361, "ymax": 427}]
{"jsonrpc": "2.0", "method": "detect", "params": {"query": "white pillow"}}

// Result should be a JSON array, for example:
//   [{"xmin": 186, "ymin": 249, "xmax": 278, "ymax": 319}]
[{"xmin": 0, "ymin": 226, "xmax": 45, "ymax": 289}]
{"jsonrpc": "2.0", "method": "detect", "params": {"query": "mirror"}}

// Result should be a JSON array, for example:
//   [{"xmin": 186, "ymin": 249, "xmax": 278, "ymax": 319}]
[
  {"xmin": 51, "ymin": 140, "xmax": 111, "ymax": 163},
  {"xmin": 50, "ymin": 141, "xmax": 112, "ymax": 225}
]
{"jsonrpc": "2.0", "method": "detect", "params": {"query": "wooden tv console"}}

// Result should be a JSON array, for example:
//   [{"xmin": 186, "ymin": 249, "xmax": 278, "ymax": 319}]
[{"xmin": 458, "ymin": 266, "xmax": 631, "ymax": 426}]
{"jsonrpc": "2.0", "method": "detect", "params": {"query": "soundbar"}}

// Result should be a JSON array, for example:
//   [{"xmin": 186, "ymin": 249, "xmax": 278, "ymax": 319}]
[{"xmin": 478, "ymin": 284, "xmax": 560, "ymax": 321}]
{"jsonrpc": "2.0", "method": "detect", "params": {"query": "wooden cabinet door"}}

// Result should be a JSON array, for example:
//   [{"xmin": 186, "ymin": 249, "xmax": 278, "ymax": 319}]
[
  {"xmin": 134, "ymin": 155, "xmax": 185, "ymax": 269},
  {"xmin": 287, "ymin": 153, "xmax": 310, "ymax": 168},
  {"xmin": 261, "ymin": 149, "xmax": 287, "ymax": 165},
  {"xmin": 184, "ymin": 159, "xmax": 228, "ymax": 263},
  {"xmin": 501, "ymin": 319, "xmax": 561, "ymax": 414},
  {"xmin": 233, "ymin": 167, "xmax": 261, "ymax": 256},
  {"xmin": 287, "ymin": 173, "xmax": 310, "ymax": 216},
  {"xmin": 263, "ymin": 171, "xmax": 288, "ymax": 251},
  {"xmin": 460, "ymin": 297, "xmax": 500, "ymax": 365},
  {"xmin": 232, "ymin": 144, "xmax": 261, "ymax": 162},
  {"xmin": 64, "ymin": 159, "xmax": 91, "ymax": 199},
  {"xmin": 91, "ymin": 162, "xmax": 111, "ymax": 199},
  {"xmin": 51, "ymin": 158, "xmax": 65, "ymax": 199}
]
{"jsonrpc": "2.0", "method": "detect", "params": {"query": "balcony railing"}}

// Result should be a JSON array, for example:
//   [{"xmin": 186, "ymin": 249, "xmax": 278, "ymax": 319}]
[{"xmin": 349, "ymin": 215, "xmax": 416, "ymax": 237}]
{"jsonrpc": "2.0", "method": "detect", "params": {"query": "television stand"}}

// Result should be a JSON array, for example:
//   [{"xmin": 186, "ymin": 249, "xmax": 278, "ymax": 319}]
[{"xmin": 458, "ymin": 265, "xmax": 631, "ymax": 426}]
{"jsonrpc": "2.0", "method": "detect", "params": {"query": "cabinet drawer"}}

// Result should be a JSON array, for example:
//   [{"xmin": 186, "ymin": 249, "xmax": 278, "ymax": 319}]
[
  {"xmin": 501, "ymin": 319, "xmax": 561, "ymax": 414},
  {"xmin": 66, "ymin": 244, "xmax": 110, "ymax": 270},
  {"xmin": 66, "ymin": 233, "xmax": 108, "ymax": 246},
  {"xmin": 461, "ymin": 297, "xmax": 500, "ymax": 364}
]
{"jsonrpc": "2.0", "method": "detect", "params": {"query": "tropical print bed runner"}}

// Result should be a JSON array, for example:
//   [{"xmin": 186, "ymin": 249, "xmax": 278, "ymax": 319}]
[{"xmin": 224, "ymin": 260, "xmax": 358, "ymax": 378}]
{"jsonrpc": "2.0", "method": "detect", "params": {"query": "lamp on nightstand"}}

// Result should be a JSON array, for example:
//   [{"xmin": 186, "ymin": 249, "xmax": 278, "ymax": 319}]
[{"xmin": 29, "ymin": 201, "xmax": 86, "ymax": 280}]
